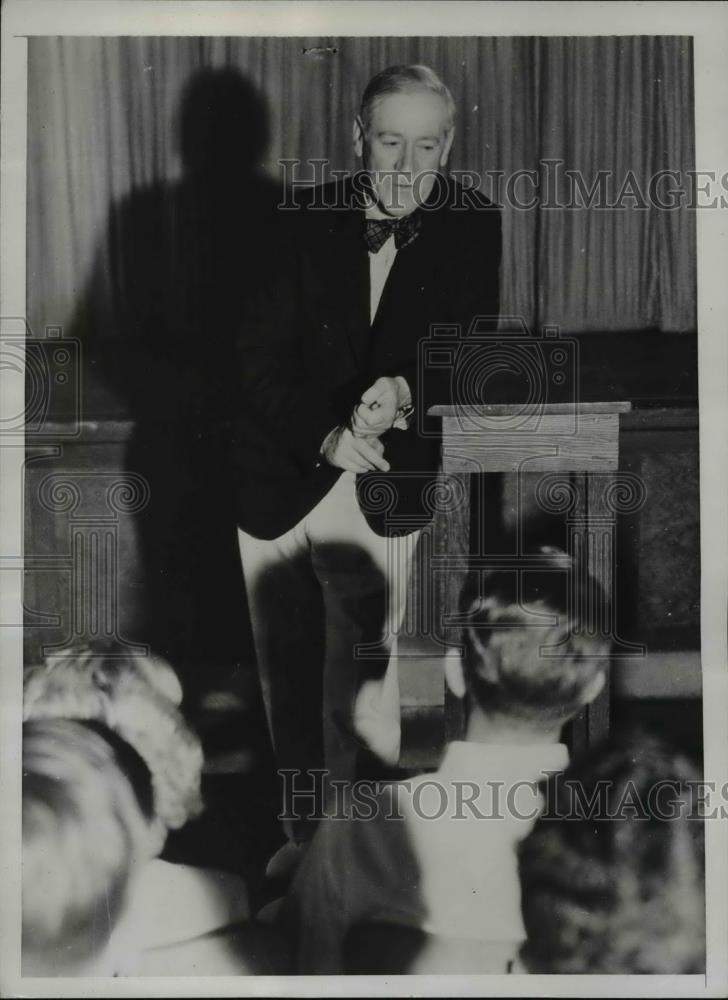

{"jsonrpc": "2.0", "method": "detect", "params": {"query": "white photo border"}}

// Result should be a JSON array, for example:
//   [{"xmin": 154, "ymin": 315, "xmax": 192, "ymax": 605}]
[{"xmin": 1, "ymin": 2, "xmax": 726, "ymax": 996}]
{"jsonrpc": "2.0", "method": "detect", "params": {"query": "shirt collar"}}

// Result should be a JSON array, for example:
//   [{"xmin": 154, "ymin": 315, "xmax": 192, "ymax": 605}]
[{"xmin": 437, "ymin": 740, "xmax": 569, "ymax": 783}]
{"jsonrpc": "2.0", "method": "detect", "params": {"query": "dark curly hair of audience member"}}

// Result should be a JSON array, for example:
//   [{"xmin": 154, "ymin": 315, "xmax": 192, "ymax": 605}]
[{"xmin": 517, "ymin": 733, "xmax": 705, "ymax": 974}]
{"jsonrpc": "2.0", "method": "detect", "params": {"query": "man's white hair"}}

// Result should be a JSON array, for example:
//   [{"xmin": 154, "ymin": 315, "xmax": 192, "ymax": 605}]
[{"xmin": 359, "ymin": 64, "xmax": 456, "ymax": 133}]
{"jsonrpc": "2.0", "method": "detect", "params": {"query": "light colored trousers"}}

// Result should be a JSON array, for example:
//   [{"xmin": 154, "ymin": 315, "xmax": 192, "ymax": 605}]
[{"xmin": 238, "ymin": 472, "xmax": 419, "ymax": 833}]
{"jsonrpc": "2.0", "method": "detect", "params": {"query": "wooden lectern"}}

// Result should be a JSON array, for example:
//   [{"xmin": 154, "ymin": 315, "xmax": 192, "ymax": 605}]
[{"xmin": 427, "ymin": 400, "xmax": 632, "ymax": 753}]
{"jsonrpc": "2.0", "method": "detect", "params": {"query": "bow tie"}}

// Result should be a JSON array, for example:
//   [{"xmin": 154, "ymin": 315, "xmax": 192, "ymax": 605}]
[{"xmin": 364, "ymin": 212, "xmax": 422, "ymax": 254}]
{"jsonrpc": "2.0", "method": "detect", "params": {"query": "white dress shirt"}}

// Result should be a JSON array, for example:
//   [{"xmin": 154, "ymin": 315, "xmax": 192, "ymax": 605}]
[
  {"xmin": 363, "ymin": 201, "xmax": 413, "ymax": 416},
  {"xmin": 365, "ymin": 202, "xmax": 399, "ymax": 323},
  {"xmin": 284, "ymin": 739, "xmax": 569, "ymax": 974}
]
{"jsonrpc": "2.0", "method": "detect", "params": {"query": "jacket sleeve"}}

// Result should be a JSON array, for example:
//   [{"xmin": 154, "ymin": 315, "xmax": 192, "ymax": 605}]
[{"xmin": 237, "ymin": 236, "xmax": 340, "ymax": 470}]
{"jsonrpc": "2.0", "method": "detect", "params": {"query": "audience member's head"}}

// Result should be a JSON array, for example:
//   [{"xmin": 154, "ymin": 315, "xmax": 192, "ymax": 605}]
[
  {"xmin": 517, "ymin": 733, "xmax": 705, "ymax": 973},
  {"xmin": 22, "ymin": 717, "xmax": 158, "ymax": 976},
  {"xmin": 23, "ymin": 645, "xmax": 203, "ymax": 845},
  {"xmin": 445, "ymin": 548, "xmax": 611, "ymax": 737}
]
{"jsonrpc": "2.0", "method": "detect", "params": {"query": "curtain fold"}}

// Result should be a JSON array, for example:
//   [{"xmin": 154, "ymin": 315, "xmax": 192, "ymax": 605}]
[
  {"xmin": 535, "ymin": 36, "xmax": 696, "ymax": 332},
  {"xmin": 27, "ymin": 33, "xmax": 697, "ymax": 402}
]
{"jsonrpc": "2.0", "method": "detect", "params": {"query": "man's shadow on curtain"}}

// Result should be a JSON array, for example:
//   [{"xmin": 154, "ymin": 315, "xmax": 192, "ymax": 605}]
[{"xmin": 74, "ymin": 67, "xmax": 285, "ymax": 721}]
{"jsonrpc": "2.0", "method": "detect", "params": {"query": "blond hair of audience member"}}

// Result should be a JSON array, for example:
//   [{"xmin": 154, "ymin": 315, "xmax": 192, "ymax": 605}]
[
  {"xmin": 517, "ymin": 733, "xmax": 705, "ymax": 974},
  {"xmin": 22, "ymin": 717, "xmax": 277, "ymax": 977},
  {"xmin": 23, "ymin": 645, "xmax": 203, "ymax": 845},
  {"xmin": 22, "ymin": 717, "xmax": 158, "ymax": 975}
]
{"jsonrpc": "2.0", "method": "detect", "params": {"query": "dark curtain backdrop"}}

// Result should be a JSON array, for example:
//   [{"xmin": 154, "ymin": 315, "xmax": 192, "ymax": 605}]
[{"xmin": 29, "ymin": 35, "xmax": 696, "ymax": 390}]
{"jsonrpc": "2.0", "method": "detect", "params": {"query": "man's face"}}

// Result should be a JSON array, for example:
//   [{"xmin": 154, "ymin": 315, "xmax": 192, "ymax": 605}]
[{"xmin": 354, "ymin": 89, "xmax": 454, "ymax": 217}]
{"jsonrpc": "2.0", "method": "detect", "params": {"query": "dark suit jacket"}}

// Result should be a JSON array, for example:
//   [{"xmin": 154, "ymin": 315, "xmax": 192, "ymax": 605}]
[{"xmin": 232, "ymin": 174, "xmax": 501, "ymax": 539}]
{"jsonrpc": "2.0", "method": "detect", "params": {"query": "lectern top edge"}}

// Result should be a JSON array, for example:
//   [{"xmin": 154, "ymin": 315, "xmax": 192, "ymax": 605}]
[{"xmin": 428, "ymin": 402, "xmax": 632, "ymax": 417}]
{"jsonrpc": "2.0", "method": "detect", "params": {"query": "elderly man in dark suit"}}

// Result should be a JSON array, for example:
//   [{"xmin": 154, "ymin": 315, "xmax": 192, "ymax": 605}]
[{"xmin": 233, "ymin": 65, "xmax": 501, "ymax": 851}]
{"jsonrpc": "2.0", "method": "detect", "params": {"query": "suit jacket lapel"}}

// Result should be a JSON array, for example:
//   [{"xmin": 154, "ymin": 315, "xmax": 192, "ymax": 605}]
[
  {"xmin": 336, "ymin": 209, "xmax": 370, "ymax": 370},
  {"xmin": 370, "ymin": 214, "xmax": 446, "ymax": 368},
  {"xmin": 307, "ymin": 202, "xmax": 370, "ymax": 375}
]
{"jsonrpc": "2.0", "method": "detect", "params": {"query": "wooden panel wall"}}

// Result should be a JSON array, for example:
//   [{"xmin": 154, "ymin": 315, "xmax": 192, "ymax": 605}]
[{"xmin": 25, "ymin": 411, "xmax": 700, "ymax": 705}]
